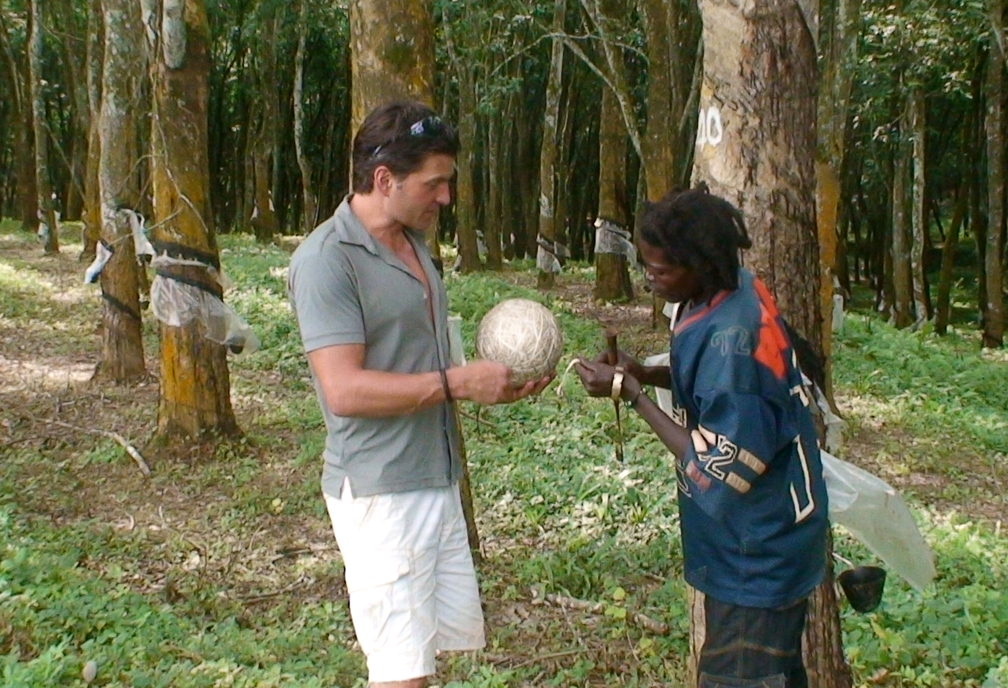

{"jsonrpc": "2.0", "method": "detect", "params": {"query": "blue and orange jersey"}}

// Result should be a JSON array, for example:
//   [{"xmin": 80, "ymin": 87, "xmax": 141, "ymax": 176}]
[{"xmin": 667, "ymin": 268, "xmax": 828, "ymax": 608}]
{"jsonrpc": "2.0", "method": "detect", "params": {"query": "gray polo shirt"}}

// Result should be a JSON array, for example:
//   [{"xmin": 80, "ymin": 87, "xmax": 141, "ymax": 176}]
[{"xmin": 288, "ymin": 197, "xmax": 461, "ymax": 498}]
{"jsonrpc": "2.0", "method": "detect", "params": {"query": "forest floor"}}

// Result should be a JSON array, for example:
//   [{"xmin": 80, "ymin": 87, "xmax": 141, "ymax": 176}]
[{"xmin": 2, "ymin": 222, "xmax": 1005, "ymax": 687}]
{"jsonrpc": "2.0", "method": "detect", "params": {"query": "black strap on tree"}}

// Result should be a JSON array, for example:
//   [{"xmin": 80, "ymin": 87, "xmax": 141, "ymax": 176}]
[
  {"xmin": 97, "ymin": 240, "xmax": 142, "ymax": 322},
  {"xmin": 101, "ymin": 292, "xmax": 141, "ymax": 322},
  {"xmin": 150, "ymin": 239, "xmax": 221, "ymax": 271},
  {"xmin": 150, "ymin": 239, "xmax": 223, "ymax": 298}
]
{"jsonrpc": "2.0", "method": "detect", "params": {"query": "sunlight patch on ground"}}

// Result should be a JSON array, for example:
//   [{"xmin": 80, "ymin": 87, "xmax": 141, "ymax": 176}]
[{"xmin": 0, "ymin": 354, "xmax": 94, "ymax": 392}]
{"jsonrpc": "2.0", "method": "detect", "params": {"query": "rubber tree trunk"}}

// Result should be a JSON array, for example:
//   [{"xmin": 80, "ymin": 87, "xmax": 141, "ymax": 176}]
[
  {"xmin": 81, "ymin": 0, "xmax": 103, "ymax": 262},
  {"xmin": 350, "ymin": 0, "xmax": 440, "ymax": 264},
  {"xmin": 594, "ymin": 84, "xmax": 633, "ymax": 301},
  {"xmin": 639, "ymin": 0, "xmax": 701, "ymax": 200},
  {"xmin": 444, "ymin": 21, "xmax": 480, "ymax": 273},
  {"xmin": 690, "ymin": 0, "xmax": 850, "ymax": 685},
  {"xmin": 816, "ymin": 0, "xmax": 862, "ymax": 385},
  {"xmin": 891, "ymin": 84, "xmax": 914, "ymax": 328},
  {"xmin": 485, "ymin": 107, "xmax": 504, "ymax": 270},
  {"xmin": 94, "ymin": 0, "xmax": 146, "ymax": 383},
  {"xmin": 149, "ymin": 0, "xmax": 238, "ymax": 440},
  {"xmin": 349, "ymin": 0, "xmax": 479, "ymax": 554},
  {"xmin": 250, "ymin": 7, "xmax": 279, "ymax": 242},
  {"xmin": 293, "ymin": 0, "xmax": 318, "ymax": 233},
  {"xmin": 910, "ymin": 90, "xmax": 930, "ymax": 326},
  {"xmin": 536, "ymin": 0, "xmax": 567, "ymax": 291},
  {"xmin": 29, "ymin": 0, "xmax": 59, "ymax": 254},
  {"xmin": 934, "ymin": 176, "xmax": 968, "ymax": 334},
  {"xmin": 0, "ymin": 9, "xmax": 39, "ymax": 234},
  {"xmin": 983, "ymin": 27, "xmax": 1006, "ymax": 349}
]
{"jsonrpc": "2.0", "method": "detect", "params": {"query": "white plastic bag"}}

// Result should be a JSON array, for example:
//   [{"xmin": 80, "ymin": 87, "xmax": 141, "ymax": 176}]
[{"xmin": 150, "ymin": 275, "xmax": 260, "ymax": 355}]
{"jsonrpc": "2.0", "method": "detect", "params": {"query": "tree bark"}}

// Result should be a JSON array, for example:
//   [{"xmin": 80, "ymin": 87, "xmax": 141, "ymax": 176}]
[
  {"xmin": 537, "ymin": 0, "xmax": 567, "ymax": 291},
  {"xmin": 444, "ymin": 21, "xmax": 480, "ymax": 273},
  {"xmin": 485, "ymin": 108, "xmax": 504, "ymax": 270},
  {"xmin": 691, "ymin": 0, "xmax": 849, "ymax": 685},
  {"xmin": 935, "ymin": 178, "xmax": 969, "ymax": 334},
  {"xmin": 594, "ymin": 84, "xmax": 634, "ymax": 301},
  {"xmin": 81, "ymin": 0, "xmax": 103, "ymax": 261},
  {"xmin": 250, "ymin": 7, "xmax": 279, "ymax": 242},
  {"xmin": 94, "ymin": 0, "xmax": 146, "ymax": 383},
  {"xmin": 910, "ymin": 90, "xmax": 930, "ymax": 326},
  {"xmin": 0, "ymin": 9, "xmax": 39, "ymax": 233},
  {"xmin": 693, "ymin": 0, "xmax": 822, "ymax": 343},
  {"xmin": 293, "ymin": 0, "xmax": 318, "ymax": 233},
  {"xmin": 349, "ymin": 0, "xmax": 439, "ymax": 264},
  {"xmin": 639, "ymin": 0, "xmax": 702, "ymax": 200},
  {"xmin": 149, "ymin": 0, "xmax": 238, "ymax": 439},
  {"xmin": 984, "ymin": 31, "xmax": 1006, "ymax": 348},
  {"xmin": 816, "ymin": 0, "xmax": 862, "ymax": 383},
  {"xmin": 29, "ymin": 0, "xmax": 59, "ymax": 253},
  {"xmin": 891, "ymin": 87, "xmax": 914, "ymax": 328}
]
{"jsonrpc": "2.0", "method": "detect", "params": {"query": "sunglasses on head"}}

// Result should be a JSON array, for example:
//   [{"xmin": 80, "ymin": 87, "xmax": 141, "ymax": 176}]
[{"xmin": 371, "ymin": 116, "xmax": 452, "ymax": 158}]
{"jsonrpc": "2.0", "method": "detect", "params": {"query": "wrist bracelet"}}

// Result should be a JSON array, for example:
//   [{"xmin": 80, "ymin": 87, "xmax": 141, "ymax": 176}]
[
  {"xmin": 439, "ymin": 368, "xmax": 454, "ymax": 403},
  {"xmin": 611, "ymin": 368, "xmax": 624, "ymax": 402}
]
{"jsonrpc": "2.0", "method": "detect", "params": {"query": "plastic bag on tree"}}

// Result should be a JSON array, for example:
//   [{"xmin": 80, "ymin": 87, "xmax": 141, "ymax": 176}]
[
  {"xmin": 150, "ymin": 275, "xmax": 260, "ymax": 355},
  {"xmin": 594, "ymin": 218, "xmax": 637, "ymax": 265}
]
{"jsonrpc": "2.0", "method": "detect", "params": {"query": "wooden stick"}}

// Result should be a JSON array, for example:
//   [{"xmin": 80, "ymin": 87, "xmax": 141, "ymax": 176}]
[
  {"xmin": 541, "ymin": 591, "xmax": 669, "ymax": 635},
  {"xmin": 605, "ymin": 330, "xmax": 619, "ymax": 365},
  {"xmin": 606, "ymin": 330, "xmax": 624, "ymax": 462},
  {"xmin": 41, "ymin": 418, "xmax": 151, "ymax": 477}
]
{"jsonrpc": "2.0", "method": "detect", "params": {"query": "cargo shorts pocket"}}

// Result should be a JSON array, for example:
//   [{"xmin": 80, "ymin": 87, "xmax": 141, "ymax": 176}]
[
  {"xmin": 343, "ymin": 549, "xmax": 413, "ymax": 654},
  {"xmin": 699, "ymin": 672, "xmax": 786, "ymax": 688}
]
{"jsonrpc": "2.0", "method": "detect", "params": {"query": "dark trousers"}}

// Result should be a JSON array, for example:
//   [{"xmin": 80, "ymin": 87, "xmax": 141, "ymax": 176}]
[{"xmin": 697, "ymin": 596, "xmax": 808, "ymax": 688}]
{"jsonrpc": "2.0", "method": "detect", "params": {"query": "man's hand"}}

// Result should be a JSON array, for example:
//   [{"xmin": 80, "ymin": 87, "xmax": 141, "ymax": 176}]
[
  {"xmin": 450, "ymin": 360, "xmax": 554, "ymax": 405},
  {"xmin": 593, "ymin": 348, "xmax": 645, "ymax": 380},
  {"xmin": 574, "ymin": 358, "xmax": 644, "ymax": 403}
]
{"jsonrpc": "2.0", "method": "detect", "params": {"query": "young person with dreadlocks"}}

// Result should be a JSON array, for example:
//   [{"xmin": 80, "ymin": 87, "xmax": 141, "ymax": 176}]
[{"xmin": 575, "ymin": 186, "xmax": 828, "ymax": 688}]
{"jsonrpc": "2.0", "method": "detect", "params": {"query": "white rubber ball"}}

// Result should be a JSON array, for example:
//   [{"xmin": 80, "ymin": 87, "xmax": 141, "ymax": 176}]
[{"xmin": 476, "ymin": 298, "xmax": 563, "ymax": 386}]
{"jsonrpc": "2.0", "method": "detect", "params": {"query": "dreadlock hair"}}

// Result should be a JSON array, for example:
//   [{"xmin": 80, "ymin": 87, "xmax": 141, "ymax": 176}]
[
  {"xmin": 639, "ymin": 184, "xmax": 753, "ymax": 296},
  {"xmin": 351, "ymin": 99, "xmax": 459, "ymax": 193}
]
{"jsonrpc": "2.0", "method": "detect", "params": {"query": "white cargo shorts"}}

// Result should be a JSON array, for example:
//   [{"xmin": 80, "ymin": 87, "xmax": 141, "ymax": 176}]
[{"xmin": 324, "ymin": 481, "xmax": 486, "ymax": 683}]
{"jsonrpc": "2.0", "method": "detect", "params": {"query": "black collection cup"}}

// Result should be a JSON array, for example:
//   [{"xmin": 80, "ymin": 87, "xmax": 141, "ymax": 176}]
[{"xmin": 838, "ymin": 565, "xmax": 887, "ymax": 613}]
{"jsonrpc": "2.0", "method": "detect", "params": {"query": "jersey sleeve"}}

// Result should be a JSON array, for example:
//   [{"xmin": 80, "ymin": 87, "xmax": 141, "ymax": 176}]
[
  {"xmin": 679, "ymin": 387, "xmax": 784, "ymax": 522},
  {"xmin": 288, "ymin": 245, "xmax": 365, "ymax": 353}
]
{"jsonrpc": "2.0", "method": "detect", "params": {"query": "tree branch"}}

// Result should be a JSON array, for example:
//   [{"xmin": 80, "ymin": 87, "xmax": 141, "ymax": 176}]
[{"xmin": 41, "ymin": 418, "xmax": 151, "ymax": 476}]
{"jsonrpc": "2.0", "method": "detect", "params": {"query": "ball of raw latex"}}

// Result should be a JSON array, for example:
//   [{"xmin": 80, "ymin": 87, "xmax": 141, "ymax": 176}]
[{"xmin": 475, "ymin": 298, "xmax": 563, "ymax": 386}]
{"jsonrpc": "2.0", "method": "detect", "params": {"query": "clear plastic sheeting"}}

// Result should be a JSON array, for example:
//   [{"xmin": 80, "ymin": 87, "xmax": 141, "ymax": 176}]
[
  {"xmin": 536, "ymin": 235, "xmax": 568, "ymax": 274},
  {"xmin": 84, "ymin": 242, "xmax": 113, "ymax": 284},
  {"xmin": 150, "ymin": 275, "xmax": 260, "ymax": 355},
  {"xmin": 594, "ymin": 218, "xmax": 637, "ymax": 265},
  {"xmin": 822, "ymin": 450, "xmax": 936, "ymax": 591},
  {"xmin": 814, "ymin": 382, "xmax": 845, "ymax": 452},
  {"xmin": 150, "ymin": 251, "xmax": 232, "ymax": 290}
]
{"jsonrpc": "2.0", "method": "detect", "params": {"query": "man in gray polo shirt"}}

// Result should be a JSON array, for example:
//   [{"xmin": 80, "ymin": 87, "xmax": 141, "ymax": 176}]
[{"xmin": 288, "ymin": 100, "xmax": 552, "ymax": 688}]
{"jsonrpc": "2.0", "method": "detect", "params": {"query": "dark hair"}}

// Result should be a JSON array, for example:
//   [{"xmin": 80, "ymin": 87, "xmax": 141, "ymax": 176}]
[
  {"xmin": 639, "ymin": 185, "xmax": 753, "ymax": 294},
  {"xmin": 351, "ymin": 100, "xmax": 459, "ymax": 193}
]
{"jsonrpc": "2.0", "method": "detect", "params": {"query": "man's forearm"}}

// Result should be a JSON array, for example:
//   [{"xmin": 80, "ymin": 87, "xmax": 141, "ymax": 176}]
[{"xmin": 319, "ymin": 368, "xmax": 448, "ymax": 418}]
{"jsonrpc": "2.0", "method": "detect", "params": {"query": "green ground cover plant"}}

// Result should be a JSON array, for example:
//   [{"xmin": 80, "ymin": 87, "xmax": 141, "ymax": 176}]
[{"xmin": 1, "ymin": 222, "xmax": 1005, "ymax": 687}]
